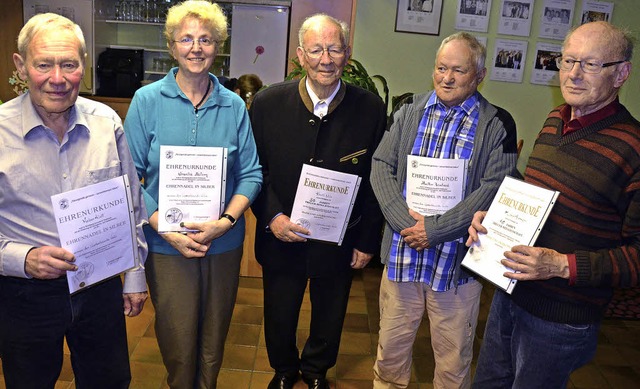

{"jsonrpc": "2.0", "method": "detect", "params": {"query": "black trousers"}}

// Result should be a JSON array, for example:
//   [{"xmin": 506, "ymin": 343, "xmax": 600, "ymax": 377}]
[
  {"xmin": 262, "ymin": 263, "xmax": 353, "ymax": 379},
  {"xmin": 0, "ymin": 275, "xmax": 130, "ymax": 389}
]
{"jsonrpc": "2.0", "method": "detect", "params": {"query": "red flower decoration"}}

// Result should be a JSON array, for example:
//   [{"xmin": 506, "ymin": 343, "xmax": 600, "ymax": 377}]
[{"xmin": 253, "ymin": 45, "xmax": 265, "ymax": 64}]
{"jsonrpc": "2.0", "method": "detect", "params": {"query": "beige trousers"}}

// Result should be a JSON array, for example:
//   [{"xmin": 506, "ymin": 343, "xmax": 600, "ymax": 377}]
[{"xmin": 373, "ymin": 267, "xmax": 482, "ymax": 389}]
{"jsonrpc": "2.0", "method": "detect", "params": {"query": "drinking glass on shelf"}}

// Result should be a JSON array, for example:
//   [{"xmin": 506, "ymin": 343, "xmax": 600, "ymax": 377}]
[
  {"xmin": 131, "ymin": 1, "xmax": 140, "ymax": 22},
  {"xmin": 152, "ymin": 0, "xmax": 161, "ymax": 23},
  {"xmin": 162, "ymin": 58, "xmax": 173, "ymax": 72},
  {"xmin": 123, "ymin": 0, "xmax": 132, "ymax": 21},
  {"xmin": 114, "ymin": 2, "xmax": 122, "ymax": 20},
  {"xmin": 152, "ymin": 57, "xmax": 161, "ymax": 72},
  {"xmin": 143, "ymin": 0, "xmax": 151, "ymax": 22}
]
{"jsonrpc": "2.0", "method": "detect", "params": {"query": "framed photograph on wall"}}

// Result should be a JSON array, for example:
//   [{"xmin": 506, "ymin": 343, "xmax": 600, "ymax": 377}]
[{"xmin": 395, "ymin": 0, "xmax": 444, "ymax": 35}]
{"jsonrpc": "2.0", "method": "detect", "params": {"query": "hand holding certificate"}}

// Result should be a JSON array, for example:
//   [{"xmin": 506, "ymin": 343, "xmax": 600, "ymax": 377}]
[
  {"xmin": 289, "ymin": 164, "xmax": 361, "ymax": 245},
  {"xmin": 51, "ymin": 175, "xmax": 139, "ymax": 294},
  {"xmin": 461, "ymin": 176, "xmax": 559, "ymax": 293}
]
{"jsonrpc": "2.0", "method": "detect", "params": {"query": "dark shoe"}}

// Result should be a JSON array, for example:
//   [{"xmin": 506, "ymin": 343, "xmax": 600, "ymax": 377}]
[
  {"xmin": 303, "ymin": 377, "xmax": 330, "ymax": 389},
  {"xmin": 267, "ymin": 372, "xmax": 299, "ymax": 389}
]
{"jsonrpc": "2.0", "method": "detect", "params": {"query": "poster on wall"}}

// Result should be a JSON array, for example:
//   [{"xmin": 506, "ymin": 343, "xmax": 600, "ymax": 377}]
[
  {"xmin": 498, "ymin": 0, "xmax": 535, "ymax": 37},
  {"xmin": 395, "ymin": 0, "xmax": 444, "ymax": 35},
  {"xmin": 476, "ymin": 35, "xmax": 489, "ymax": 49},
  {"xmin": 539, "ymin": 0, "xmax": 575, "ymax": 40},
  {"xmin": 455, "ymin": 0, "xmax": 492, "ymax": 33},
  {"xmin": 580, "ymin": 0, "xmax": 613, "ymax": 24},
  {"xmin": 490, "ymin": 39, "xmax": 528, "ymax": 83},
  {"xmin": 530, "ymin": 42, "xmax": 562, "ymax": 86}
]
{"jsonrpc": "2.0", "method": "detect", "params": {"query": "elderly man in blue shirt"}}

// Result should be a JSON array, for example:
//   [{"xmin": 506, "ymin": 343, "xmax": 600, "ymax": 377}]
[
  {"xmin": 371, "ymin": 31, "xmax": 518, "ymax": 389},
  {"xmin": 0, "ymin": 13, "xmax": 148, "ymax": 388}
]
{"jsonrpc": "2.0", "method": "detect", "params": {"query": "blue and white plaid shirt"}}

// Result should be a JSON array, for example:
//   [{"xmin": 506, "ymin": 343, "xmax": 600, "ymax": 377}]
[{"xmin": 387, "ymin": 92, "xmax": 480, "ymax": 291}]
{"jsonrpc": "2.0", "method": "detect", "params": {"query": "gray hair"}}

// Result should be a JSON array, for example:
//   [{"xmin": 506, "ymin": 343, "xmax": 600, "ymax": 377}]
[
  {"xmin": 298, "ymin": 13, "xmax": 349, "ymax": 48},
  {"xmin": 17, "ymin": 13, "xmax": 86, "ymax": 59},
  {"xmin": 563, "ymin": 21, "xmax": 634, "ymax": 61},
  {"xmin": 436, "ymin": 31, "xmax": 486, "ymax": 73}
]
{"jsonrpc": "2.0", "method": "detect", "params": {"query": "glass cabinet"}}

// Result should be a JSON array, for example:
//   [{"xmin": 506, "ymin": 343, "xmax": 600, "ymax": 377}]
[{"xmin": 94, "ymin": 0, "xmax": 233, "ymax": 88}]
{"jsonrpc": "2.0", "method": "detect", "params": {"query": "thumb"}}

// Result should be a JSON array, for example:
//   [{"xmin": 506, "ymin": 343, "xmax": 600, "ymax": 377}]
[
  {"xmin": 123, "ymin": 297, "xmax": 132, "ymax": 316},
  {"xmin": 180, "ymin": 221, "xmax": 201, "ymax": 231},
  {"xmin": 408, "ymin": 208, "xmax": 421, "ymax": 220}
]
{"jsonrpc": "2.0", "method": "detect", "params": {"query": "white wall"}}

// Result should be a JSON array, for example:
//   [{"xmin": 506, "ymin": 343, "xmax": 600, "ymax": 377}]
[{"xmin": 352, "ymin": 0, "xmax": 640, "ymax": 171}]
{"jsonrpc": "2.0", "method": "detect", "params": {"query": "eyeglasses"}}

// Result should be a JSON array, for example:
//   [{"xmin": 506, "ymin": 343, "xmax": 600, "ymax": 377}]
[
  {"xmin": 302, "ymin": 46, "xmax": 346, "ymax": 60},
  {"xmin": 173, "ymin": 37, "xmax": 214, "ymax": 48},
  {"xmin": 556, "ymin": 57, "xmax": 626, "ymax": 74}
]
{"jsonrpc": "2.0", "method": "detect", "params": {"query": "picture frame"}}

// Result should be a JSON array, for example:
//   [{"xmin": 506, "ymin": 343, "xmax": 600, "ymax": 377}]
[{"xmin": 395, "ymin": 0, "xmax": 444, "ymax": 36}]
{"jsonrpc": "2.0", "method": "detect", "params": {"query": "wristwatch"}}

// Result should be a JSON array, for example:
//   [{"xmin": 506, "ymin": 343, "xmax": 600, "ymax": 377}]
[{"xmin": 220, "ymin": 213, "xmax": 236, "ymax": 228}]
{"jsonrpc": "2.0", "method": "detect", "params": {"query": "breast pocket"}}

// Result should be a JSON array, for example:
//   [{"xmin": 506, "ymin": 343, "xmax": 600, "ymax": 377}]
[{"xmin": 86, "ymin": 163, "xmax": 122, "ymax": 184}]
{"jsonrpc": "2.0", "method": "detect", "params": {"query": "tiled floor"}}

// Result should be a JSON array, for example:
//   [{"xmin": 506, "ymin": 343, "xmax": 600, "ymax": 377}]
[{"xmin": 1, "ymin": 266, "xmax": 640, "ymax": 388}]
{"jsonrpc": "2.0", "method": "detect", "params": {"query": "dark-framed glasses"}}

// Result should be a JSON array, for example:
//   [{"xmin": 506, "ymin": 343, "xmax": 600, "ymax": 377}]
[
  {"xmin": 303, "ymin": 46, "xmax": 346, "ymax": 60},
  {"xmin": 555, "ymin": 57, "xmax": 626, "ymax": 74},
  {"xmin": 173, "ymin": 37, "xmax": 214, "ymax": 48}
]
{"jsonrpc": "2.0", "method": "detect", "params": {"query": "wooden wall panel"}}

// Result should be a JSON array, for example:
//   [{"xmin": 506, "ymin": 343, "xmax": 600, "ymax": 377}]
[{"xmin": 0, "ymin": 0, "xmax": 24, "ymax": 103}]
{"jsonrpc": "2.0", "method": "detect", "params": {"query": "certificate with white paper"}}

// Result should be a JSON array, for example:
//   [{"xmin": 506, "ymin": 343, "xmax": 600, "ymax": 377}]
[
  {"xmin": 462, "ymin": 176, "xmax": 559, "ymax": 293},
  {"xmin": 406, "ymin": 156, "xmax": 467, "ymax": 216},
  {"xmin": 290, "ymin": 164, "xmax": 361, "ymax": 245},
  {"xmin": 158, "ymin": 145, "xmax": 227, "ymax": 232},
  {"xmin": 51, "ymin": 175, "xmax": 138, "ymax": 294}
]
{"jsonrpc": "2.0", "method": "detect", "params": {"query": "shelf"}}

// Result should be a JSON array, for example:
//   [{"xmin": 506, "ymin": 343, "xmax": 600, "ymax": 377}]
[
  {"xmin": 104, "ymin": 19, "xmax": 164, "ymax": 26},
  {"xmin": 103, "ymin": 19, "xmax": 231, "ymax": 33},
  {"xmin": 105, "ymin": 44, "xmax": 230, "ymax": 56}
]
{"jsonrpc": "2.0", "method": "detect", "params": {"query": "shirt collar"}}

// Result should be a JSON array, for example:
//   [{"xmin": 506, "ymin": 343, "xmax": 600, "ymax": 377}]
[
  {"xmin": 426, "ymin": 91, "xmax": 480, "ymax": 116},
  {"xmin": 305, "ymin": 78, "xmax": 341, "ymax": 114},
  {"xmin": 160, "ymin": 68, "xmax": 231, "ymax": 108},
  {"xmin": 21, "ymin": 92, "xmax": 87, "ymax": 138},
  {"xmin": 560, "ymin": 98, "xmax": 622, "ymax": 135}
]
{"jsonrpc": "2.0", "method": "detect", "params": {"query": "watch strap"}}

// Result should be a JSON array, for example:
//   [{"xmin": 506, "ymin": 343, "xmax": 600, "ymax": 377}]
[{"xmin": 220, "ymin": 213, "xmax": 236, "ymax": 228}]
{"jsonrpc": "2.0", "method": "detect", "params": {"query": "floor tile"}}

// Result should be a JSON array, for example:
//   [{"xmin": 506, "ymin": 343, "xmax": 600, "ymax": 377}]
[
  {"xmin": 248, "ymin": 371, "xmax": 276, "ymax": 388},
  {"xmin": 342, "ymin": 313, "xmax": 370, "ymax": 333},
  {"xmin": 338, "ymin": 331, "xmax": 374, "ymax": 355},
  {"xmin": 130, "ymin": 337, "xmax": 164, "ymax": 365},
  {"xmin": 217, "ymin": 369, "xmax": 252, "ymax": 388},
  {"xmin": 221, "ymin": 344, "xmax": 257, "ymax": 371},
  {"xmin": 226, "ymin": 323, "xmax": 262, "ymax": 347},
  {"xmin": 252, "ymin": 347, "xmax": 274, "ymax": 373},
  {"xmin": 235, "ymin": 286, "xmax": 264, "ymax": 306},
  {"xmin": 335, "ymin": 354, "xmax": 376, "ymax": 380},
  {"xmin": 129, "ymin": 361, "xmax": 167, "ymax": 389},
  {"xmin": 232, "ymin": 304, "xmax": 264, "ymax": 325},
  {"xmin": 569, "ymin": 363, "xmax": 609, "ymax": 388}
]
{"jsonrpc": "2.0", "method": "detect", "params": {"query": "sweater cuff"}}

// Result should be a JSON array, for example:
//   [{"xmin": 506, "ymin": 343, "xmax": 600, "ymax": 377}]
[{"xmin": 567, "ymin": 253, "xmax": 577, "ymax": 285}]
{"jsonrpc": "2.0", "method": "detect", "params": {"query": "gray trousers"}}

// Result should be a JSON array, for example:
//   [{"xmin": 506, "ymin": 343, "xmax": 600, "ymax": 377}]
[{"xmin": 145, "ymin": 247, "xmax": 242, "ymax": 389}]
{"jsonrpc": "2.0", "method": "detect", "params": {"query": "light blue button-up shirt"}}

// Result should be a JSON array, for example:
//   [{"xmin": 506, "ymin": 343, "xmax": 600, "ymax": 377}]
[{"xmin": 0, "ymin": 93, "xmax": 149, "ymax": 293}]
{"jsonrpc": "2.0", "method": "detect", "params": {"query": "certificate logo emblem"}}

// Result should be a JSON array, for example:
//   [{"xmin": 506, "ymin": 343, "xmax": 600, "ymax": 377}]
[
  {"xmin": 295, "ymin": 218, "xmax": 311, "ymax": 230},
  {"xmin": 165, "ymin": 150, "xmax": 174, "ymax": 159},
  {"xmin": 74, "ymin": 262, "xmax": 95, "ymax": 289},
  {"xmin": 165, "ymin": 208, "xmax": 183, "ymax": 224},
  {"xmin": 411, "ymin": 160, "xmax": 419, "ymax": 168},
  {"xmin": 58, "ymin": 198, "xmax": 69, "ymax": 210}
]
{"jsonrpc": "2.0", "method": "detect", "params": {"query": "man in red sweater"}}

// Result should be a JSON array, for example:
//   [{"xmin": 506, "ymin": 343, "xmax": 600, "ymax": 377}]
[{"xmin": 468, "ymin": 21, "xmax": 640, "ymax": 388}]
